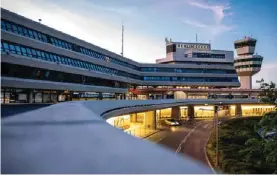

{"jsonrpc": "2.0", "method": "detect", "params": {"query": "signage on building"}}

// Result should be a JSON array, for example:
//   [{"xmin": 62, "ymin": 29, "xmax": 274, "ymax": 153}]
[{"xmin": 177, "ymin": 43, "xmax": 210, "ymax": 50}]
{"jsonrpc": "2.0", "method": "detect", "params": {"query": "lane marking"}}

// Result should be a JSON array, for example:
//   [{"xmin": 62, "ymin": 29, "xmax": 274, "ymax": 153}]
[
  {"xmin": 153, "ymin": 135, "xmax": 167, "ymax": 144},
  {"xmin": 204, "ymin": 125, "xmax": 218, "ymax": 174},
  {"xmin": 175, "ymin": 125, "xmax": 197, "ymax": 154}
]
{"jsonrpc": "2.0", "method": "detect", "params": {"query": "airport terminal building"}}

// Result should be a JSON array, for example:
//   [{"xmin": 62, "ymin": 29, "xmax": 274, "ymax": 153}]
[{"xmin": 1, "ymin": 8, "xmax": 263, "ymax": 103}]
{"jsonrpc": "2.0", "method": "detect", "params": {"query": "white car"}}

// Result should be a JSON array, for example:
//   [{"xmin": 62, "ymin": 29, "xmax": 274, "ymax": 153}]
[{"xmin": 164, "ymin": 119, "xmax": 180, "ymax": 126}]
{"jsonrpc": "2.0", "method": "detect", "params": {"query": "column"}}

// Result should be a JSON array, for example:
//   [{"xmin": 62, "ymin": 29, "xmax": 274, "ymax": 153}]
[
  {"xmin": 171, "ymin": 106, "xmax": 181, "ymax": 120},
  {"xmin": 130, "ymin": 113, "xmax": 137, "ymax": 123},
  {"xmin": 235, "ymin": 104, "xmax": 242, "ymax": 117},
  {"xmin": 144, "ymin": 111, "xmax": 156, "ymax": 129},
  {"xmin": 187, "ymin": 105, "xmax": 194, "ymax": 119},
  {"xmin": 28, "ymin": 90, "xmax": 33, "ymax": 103}
]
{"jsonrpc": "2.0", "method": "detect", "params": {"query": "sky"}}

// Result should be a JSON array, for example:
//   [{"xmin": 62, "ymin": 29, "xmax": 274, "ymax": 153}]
[{"xmin": 2, "ymin": 0, "xmax": 277, "ymax": 88}]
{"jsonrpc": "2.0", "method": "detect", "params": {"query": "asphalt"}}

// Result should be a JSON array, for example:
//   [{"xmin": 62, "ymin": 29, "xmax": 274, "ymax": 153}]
[{"xmin": 145, "ymin": 120, "xmax": 214, "ymax": 166}]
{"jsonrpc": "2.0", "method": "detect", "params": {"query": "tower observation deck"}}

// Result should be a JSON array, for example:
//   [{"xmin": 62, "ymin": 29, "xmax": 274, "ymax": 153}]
[{"xmin": 234, "ymin": 37, "xmax": 263, "ymax": 89}]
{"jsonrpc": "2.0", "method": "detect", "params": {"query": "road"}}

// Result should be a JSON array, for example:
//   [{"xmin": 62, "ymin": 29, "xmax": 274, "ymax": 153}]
[{"xmin": 144, "ymin": 120, "xmax": 214, "ymax": 166}]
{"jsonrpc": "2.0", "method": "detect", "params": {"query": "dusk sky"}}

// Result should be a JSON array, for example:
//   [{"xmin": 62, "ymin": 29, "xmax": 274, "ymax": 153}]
[{"xmin": 2, "ymin": 0, "xmax": 277, "ymax": 87}]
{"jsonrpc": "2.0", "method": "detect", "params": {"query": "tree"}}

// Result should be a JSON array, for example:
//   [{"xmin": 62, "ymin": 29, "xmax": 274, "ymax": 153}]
[{"xmin": 257, "ymin": 80, "xmax": 277, "ymax": 106}]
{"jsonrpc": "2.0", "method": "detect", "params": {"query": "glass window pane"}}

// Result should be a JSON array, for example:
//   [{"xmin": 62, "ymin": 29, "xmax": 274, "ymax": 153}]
[
  {"xmin": 26, "ymin": 48, "xmax": 32, "ymax": 56},
  {"xmin": 15, "ymin": 45, "xmax": 21, "ymax": 54},
  {"xmin": 9, "ymin": 44, "xmax": 15, "ymax": 50},
  {"xmin": 36, "ymin": 50, "xmax": 42, "ymax": 58},
  {"xmin": 28, "ymin": 30, "xmax": 34, "ymax": 38},
  {"xmin": 21, "ymin": 47, "xmax": 27, "ymax": 56},
  {"xmin": 31, "ymin": 49, "xmax": 37, "ymax": 56},
  {"xmin": 23, "ymin": 28, "xmax": 28, "ymax": 36},
  {"xmin": 33, "ymin": 31, "xmax": 38, "ymax": 39},
  {"xmin": 3, "ymin": 42, "xmax": 9, "ymax": 50},
  {"xmin": 1, "ymin": 21, "xmax": 7, "ymax": 30},
  {"xmin": 12, "ymin": 24, "xmax": 18, "ymax": 33},
  {"xmin": 6, "ymin": 23, "xmax": 12, "ymax": 31}
]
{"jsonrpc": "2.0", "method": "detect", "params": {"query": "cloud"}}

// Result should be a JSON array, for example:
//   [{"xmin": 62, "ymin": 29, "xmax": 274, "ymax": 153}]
[
  {"xmin": 184, "ymin": 0, "xmax": 233, "ymax": 37},
  {"xmin": 188, "ymin": 0, "xmax": 231, "ymax": 24},
  {"xmin": 183, "ymin": 19, "xmax": 208, "ymax": 28},
  {"xmin": 1, "ymin": 0, "xmax": 164, "ymax": 63}
]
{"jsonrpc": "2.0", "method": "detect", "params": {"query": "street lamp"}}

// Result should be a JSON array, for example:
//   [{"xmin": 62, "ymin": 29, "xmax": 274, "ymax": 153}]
[{"xmin": 199, "ymin": 103, "xmax": 222, "ymax": 168}]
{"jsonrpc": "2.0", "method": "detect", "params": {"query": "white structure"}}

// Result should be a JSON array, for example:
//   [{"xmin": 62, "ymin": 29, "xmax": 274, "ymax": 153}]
[{"xmin": 234, "ymin": 37, "xmax": 263, "ymax": 89}]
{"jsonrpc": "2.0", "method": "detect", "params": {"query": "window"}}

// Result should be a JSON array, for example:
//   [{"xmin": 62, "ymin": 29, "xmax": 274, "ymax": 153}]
[
  {"xmin": 3, "ymin": 42, "xmax": 9, "ymax": 52},
  {"xmin": 9, "ymin": 44, "xmax": 16, "ymax": 53},
  {"xmin": 33, "ymin": 31, "xmax": 38, "ymax": 39},
  {"xmin": 15, "ymin": 45, "xmax": 21, "ymax": 55},
  {"xmin": 6, "ymin": 22, "xmax": 12, "ymax": 31},
  {"xmin": 28, "ymin": 30, "xmax": 34, "ymax": 38},
  {"xmin": 25, "ymin": 48, "xmax": 32, "ymax": 56},
  {"xmin": 18, "ymin": 26, "xmax": 24, "ymax": 35},
  {"xmin": 23, "ymin": 28, "xmax": 28, "ymax": 36},
  {"xmin": 36, "ymin": 50, "xmax": 42, "ymax": 58},
  {"xmin": 31, "ymin": 49, "xmax": 37, "ymax": 57},
  {"xmin": 1, "ymin": 21, "xmax": 7, "ymax": 30}
]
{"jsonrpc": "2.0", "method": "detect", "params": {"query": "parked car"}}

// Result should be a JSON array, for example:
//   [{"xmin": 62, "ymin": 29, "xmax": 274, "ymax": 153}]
[{"xmin": 164, "ymin": 119, "xmax": 180, "ymax": 126}]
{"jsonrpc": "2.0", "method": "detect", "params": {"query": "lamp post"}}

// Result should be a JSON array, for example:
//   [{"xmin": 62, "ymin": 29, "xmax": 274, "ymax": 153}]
[{"xmin": 200, "ymin": 102, "xmax": 222, "ymax": 168}]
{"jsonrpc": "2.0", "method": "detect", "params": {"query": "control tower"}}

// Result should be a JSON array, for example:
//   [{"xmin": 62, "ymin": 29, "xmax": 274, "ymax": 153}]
[{"xmin": 234, "ymin": 37, "xmax": 263, "ymax": 89}]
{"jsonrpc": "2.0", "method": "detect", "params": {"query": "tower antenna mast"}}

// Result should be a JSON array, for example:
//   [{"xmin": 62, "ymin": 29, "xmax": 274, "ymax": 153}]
[{"xmin": 121, "ymin": 21, "xmax": 124, "ymax": 57}]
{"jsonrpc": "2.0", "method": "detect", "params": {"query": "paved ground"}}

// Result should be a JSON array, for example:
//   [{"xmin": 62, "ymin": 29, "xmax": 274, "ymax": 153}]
[{"xmin": 144, "ymin": 120, "xmax": 214, "ymax": 166}]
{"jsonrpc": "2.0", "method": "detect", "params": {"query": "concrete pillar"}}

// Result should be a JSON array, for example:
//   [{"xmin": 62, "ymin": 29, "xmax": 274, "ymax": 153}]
[
  {"xmin": 235, "ymin": 104, "xmax": 242, "ymax": 117},
  {"xmin": 187, "ymin": 105, "xmax": 195, "ymax": 119},
  {"xmin": 239, "ymin": 76, "xmax": 252, "ymax": 89},
  {"xmin": 130, "ymin": 113, "xmax": 137, "ymax": 123},
  {"xmin": 171, "ymin": 106, "xmax": 181, "ymax": 120},
  {"xmin": 144, "ymin": 111, "xmax": 156, "ymax": 129},
  {"xmin": 28, "ymin": 90, "xmax": 33, "ymax": 103}
]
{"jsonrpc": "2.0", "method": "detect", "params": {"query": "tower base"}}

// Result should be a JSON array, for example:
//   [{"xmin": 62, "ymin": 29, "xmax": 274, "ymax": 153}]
[{"xmin": 239, "ymin": 76, "xmax": 252, "ymax": 89}]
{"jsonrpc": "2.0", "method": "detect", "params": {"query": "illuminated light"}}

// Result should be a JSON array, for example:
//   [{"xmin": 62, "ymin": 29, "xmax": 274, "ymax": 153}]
[
  {"xmin": 241, "ymin": 105, "xmax": 275, "ymax": 109},
  {"xmin": 205, "ymin": 104, "xmax": 208, "ymax": 106},
  {"xmin": 180, "ymin": 106, "xmax": 188, "ymax": 109},
  {"xmin": 195, "ymin": 106, "xmax": 214, "ymax": 110}
]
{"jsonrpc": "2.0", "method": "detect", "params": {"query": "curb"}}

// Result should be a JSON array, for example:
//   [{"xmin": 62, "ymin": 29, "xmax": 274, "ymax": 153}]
[
  {"xmin": 204, "ymin": 128, "xmax": 218, "ymax": 174},
  {"xmin": 142, "ymin": 129, "xmax": 164, "ymax": 139}
]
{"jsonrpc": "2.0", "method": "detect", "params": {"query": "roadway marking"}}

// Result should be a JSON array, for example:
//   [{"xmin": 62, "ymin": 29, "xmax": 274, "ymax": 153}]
[
  {"xmin": 175, "ymin": 125, "xmax": 198, "ymax": 155},
  {"xmin": 154, "ymin": 136, "xmax": 167, "ymax": 144}
]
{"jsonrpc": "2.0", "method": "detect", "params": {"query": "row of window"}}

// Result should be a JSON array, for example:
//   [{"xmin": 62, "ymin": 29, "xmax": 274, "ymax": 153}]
[
  {"xmin": 2, "ymin": 63, "xmax": 129, "ymax": 88},
  {"xmin": 143, "ymin": 76, "xmax": 239, "ymax": 82},
  {"xmin": 1, "ymin": 40, "xmax": 141, "ymax": 80},
  {"xmin": 235, "ymin": 64, "xmax": 261, "ymax": 69},
  {"xmin": 1, "ymin": 19, "xmax": 73, "ymax": 51},
  {"xmin": 141, "ymin": 67, "xmax": 236, "ymax": 74},
  {"xmin": 160, "ymin": 61, "xmax": 234, "ymax": 66},
  {"xmin": 1, "ymin": 19, "xmax": 139, "ymax": 70},
  {"xmin": 192, "ymin": 53, "xmax": 225, "ymax": 59},
  {"xmin": 234, "ymin": 57, "xmax": 263, "ymax": 63},
  {"xmin": 234, "ymin": 41, "xmax": 256, "ymax": 48}
]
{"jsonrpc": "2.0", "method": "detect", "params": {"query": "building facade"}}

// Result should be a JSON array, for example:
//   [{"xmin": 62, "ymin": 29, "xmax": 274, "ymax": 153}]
[{"xmin": 0, "ymin": 8, "xmax": 261, "ymax": 103}]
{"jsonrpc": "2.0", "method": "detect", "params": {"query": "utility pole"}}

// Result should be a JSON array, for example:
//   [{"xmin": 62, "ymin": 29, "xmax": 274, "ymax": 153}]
[
  {"xmin": 121, "ymin": 21, "xmax": 124, "ymax": 57},
  {"xmin": 196, "ymin": 33, "xmax": 198, "ymax": 43},
  {"xmin": 215, "ymin": 107, "xmax": 219, "ymax": 168}
]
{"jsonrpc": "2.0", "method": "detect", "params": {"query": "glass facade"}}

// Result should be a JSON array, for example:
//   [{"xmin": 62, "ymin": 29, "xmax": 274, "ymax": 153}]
[
  {"xmin": 234, "ymin": 41, "xmax": 256, "ymax": 48},
  {"xmin": 1, "ymin": 63, "xmax": 129, "ymax": 88},
  {"xmin": 1, "ymin": 19, "xmax": 140, "ymax": 71},
  {"xmin": 235, "ymin": 64, "xmax": 261, "ymax": 69},
  {"xmin": 143, "ymin": 76, "xmax": 239, "ymax": 82},
  {"xmin": 1, "ymin": 40, "xmax": 141, "ymax": 80},
  {"xmin": 141, "ymin": 67, "xmax": 236, "ymax": 74},
  {"xmin": 234, "ymin": 57, "xmax": 263, "ymax": 63},
  {"xmin": 192, "ymin": 53, "xmax": 225, "ymax": 59}
]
